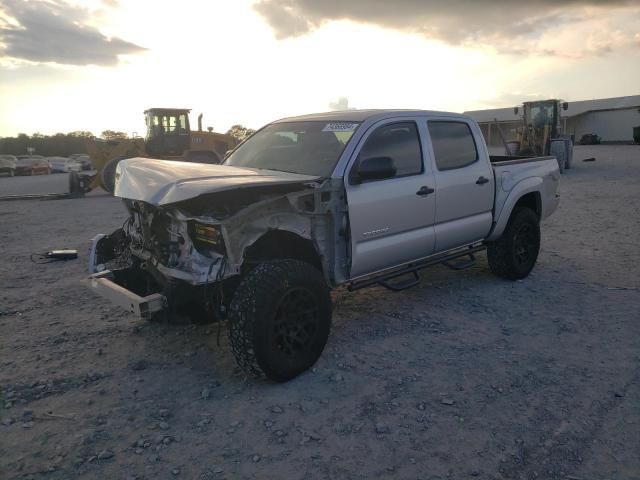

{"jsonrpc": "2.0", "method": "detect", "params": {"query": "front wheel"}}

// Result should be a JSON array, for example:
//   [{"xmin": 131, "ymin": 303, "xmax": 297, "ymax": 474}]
[
  {"xmin": 228, "ymin": 260, "xmax": 331, "ymax": 382},
  {"xmin": 487, "ymin": 207, "xmax": 541, "ymax": 280}
]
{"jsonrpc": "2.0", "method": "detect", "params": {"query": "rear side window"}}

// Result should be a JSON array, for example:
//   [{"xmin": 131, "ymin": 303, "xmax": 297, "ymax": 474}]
[
  {"xmin": 358, "ymin": 122, "xmax": 423, "ymax": 178},
  {"xmin": 428, "ymin": 121, "xmax": 478, "ymax": 171}
]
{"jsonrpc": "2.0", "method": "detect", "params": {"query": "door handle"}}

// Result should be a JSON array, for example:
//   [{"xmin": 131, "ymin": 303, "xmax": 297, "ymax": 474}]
[
  {"xmin": 476, "ymin": 176, "xmax": 490, "ymax": 185},
  {"xmin": 416, "ymin": 186, "xmax": 435, "ymax": 196}
]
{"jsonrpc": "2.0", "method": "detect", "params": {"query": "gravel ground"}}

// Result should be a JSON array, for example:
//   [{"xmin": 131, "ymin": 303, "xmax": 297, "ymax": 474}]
[{"xmin": 1, "ymin": 145, "xmax": 639, "ymax": 480}]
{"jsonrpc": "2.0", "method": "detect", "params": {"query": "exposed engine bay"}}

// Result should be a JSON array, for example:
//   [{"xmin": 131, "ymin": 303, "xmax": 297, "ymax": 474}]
[{"xmin": 89, "ymin": 177, "xmax": 350, "ymax": 299}]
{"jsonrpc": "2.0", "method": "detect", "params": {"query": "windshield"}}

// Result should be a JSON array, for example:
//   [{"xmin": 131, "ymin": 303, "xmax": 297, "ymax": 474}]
[
  {"xmin": 224, "ymin": 121, "xmax": 359, "ymax": 177},
  {"xmin": 526, "ymin": 103, "xmax": 555, "ymax": 129}
]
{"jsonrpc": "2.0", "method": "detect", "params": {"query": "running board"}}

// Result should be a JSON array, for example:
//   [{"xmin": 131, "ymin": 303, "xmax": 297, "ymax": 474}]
[
  {"xmin": 442, "ymin": 253, "xmax": 477, "ymax": 271},
  {"xmin": 348, "ymin": 245, "xmax": 486, "ymax": 292}
]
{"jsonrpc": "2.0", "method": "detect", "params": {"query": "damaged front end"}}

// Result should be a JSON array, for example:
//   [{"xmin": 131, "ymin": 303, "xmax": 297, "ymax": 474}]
[{"xmin": 87, "ymin": 176, "xmax": 348, "ymax": 320}]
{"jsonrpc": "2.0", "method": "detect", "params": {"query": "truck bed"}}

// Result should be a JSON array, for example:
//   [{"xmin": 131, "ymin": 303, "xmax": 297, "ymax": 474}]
[
  {"xmin": 488, "ymin": 154, "xmax": 560, "ymax": 241},
  {"xmin": 490, "ymin": 155, "xmax": 556, "ymax": 166}
]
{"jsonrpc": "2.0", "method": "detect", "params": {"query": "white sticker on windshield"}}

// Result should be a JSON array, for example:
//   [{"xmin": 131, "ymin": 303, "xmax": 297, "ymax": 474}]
[{"xmin": 322, "ymin": 122, "xmax": 358, "ymax": 132}]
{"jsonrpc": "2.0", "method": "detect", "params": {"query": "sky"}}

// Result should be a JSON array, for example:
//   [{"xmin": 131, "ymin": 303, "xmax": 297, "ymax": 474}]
[{"xmin": 0, "ymin": 0, "xmax": 639, "ymax": 137}]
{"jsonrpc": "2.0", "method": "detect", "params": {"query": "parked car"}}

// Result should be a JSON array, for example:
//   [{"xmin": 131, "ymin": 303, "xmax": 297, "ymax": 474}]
[
  {"xmin": 579, "ymin": 133, "xmax": 601, "ymax": 145},
  {"xmin": 0, "ymin": 154, "xmax": 17, "ymax": 176},
  {"xmin": 88, "ymin": 109, "xmax": 560, "ymax": 382},
  {"xmin": 68, "ymin": 154, "xmax": 92, "ymax": 170},
  {"xmin": 48, "ymin": 156, "xmax": 91, "ymax": 173},
  {"xmin": 47, "ymin": 156, "xmax": 72, "ymax": 173},
  {"xmin": 15, "ymin": 155, "xmax": 50, "ymax": 175}
]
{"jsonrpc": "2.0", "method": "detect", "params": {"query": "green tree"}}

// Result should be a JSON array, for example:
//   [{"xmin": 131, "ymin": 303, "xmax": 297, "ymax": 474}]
[
  {"xmin": 68, "ymin": 131, "xmax": 94, "ymax": 138},
  {"xmin": 101, "ymin": 130, "xmax": 128, "ymax": 141},
  {"xmin": 226, "ymin": 124, "xmax": 255, "ymax": 142}
]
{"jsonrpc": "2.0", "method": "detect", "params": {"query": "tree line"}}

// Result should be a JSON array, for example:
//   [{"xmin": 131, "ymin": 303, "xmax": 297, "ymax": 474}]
[{"xmin": 0, "ymin": 125, "xmax": 255, "ymax": 157}]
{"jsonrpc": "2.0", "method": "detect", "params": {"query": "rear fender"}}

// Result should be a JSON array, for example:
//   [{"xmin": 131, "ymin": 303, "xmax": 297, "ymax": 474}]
[{"xmin": 487, "ymin": 177, "xmax": 542, "ymax": 242}]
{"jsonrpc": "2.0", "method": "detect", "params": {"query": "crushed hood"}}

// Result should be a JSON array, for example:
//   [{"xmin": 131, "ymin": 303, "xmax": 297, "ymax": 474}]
[{"xmin": 114, "ymin": 158, "xmax": 321, "ymax": 206}]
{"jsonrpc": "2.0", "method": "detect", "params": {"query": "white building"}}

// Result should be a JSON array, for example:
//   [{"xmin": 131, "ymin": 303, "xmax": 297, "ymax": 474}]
[{"xmin": 465, "ymin": 95, "xmax": 640, "ymax": 146}]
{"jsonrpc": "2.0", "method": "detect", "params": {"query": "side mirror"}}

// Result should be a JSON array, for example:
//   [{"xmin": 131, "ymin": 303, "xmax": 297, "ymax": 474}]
[
  {"xmin": 514, "ymin": 106, "xmax": 519, "ymax": 115},
  {"xmin": 351, "ymin": 156, "xmax": 396, "ymax": 184},
  {"xmin": 562, "ymin": 102, "xmax": 569, "ymax": 111},
  {"xmin": 223, "ymin": 149, "xmax": 233, "ymax": 160}
]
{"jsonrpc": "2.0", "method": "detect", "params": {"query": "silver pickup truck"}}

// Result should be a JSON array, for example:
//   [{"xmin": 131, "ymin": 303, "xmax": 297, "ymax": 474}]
[{"xmin": 88, "ymin": 109, "xmax": 560, "ymax": 381}]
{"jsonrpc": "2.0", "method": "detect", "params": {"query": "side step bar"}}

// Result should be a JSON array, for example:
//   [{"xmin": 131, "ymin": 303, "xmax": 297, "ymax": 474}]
[{"xmin": 348, "ymin": 245, "xmax": 486, "ymax": 292}]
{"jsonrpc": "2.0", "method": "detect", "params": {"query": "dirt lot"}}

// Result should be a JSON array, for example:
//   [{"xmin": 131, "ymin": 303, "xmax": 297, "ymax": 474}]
[
  {"xmin": 1, "ymin": 145, "xmax": 639, "ymax": 480},
  {"xmin": 0, "ymin": 172, "xmax": 70, "ymax": 196}
]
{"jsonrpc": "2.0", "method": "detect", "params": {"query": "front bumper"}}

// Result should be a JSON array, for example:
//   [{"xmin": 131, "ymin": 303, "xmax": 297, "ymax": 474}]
[{"xmin": 87, "ymin": 270, "xmax": 166, "ymax": 319}]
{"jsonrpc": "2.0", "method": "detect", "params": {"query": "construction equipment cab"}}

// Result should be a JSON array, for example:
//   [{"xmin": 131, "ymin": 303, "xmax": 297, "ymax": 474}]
[
  {"xmin": 144, "ymin": 108, "xmax": 234, "ymax": 163},
  {"xmin": 513, "ymin": 99, "xmax": 573, "ymax": 173}
]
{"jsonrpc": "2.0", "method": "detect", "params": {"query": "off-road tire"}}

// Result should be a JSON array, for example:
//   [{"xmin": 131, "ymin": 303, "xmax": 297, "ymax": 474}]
[
  {"xmin": 228, "ymin": 260, "xmax": 331, "ymax": 382},
  {"xmin": 487, "ymin": 207, "xmax": 540, "ymax": 280}
]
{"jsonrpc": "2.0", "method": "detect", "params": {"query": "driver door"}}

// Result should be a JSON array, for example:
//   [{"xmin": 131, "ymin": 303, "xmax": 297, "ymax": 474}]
[{"xmin": 345, "ymin": 120, "xmax": 436, "ymax": 278}]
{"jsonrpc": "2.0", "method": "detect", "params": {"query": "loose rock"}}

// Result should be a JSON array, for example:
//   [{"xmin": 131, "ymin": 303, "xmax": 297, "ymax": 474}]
[
  {"xmin": 97, "ymin": 449, "xmax": 114, "ymax": 460},
  {"xmin": 375, "ymin": 424, "xmax": 390, "ymax": 434}
]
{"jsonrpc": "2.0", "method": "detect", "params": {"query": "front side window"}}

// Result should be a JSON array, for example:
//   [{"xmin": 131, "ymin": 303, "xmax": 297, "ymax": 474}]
[
  {"xmin": 428, "ymin": 121, "xmax": 478, "ymax": 171},
  {"xmin": 178, "ymin": 114, "xmax": 188, "ymax": 133},
  {"xmin": 225, "ymin": 121, "xmax": 359, "ymax": 177},
  {"xmin": 357, "ymin": 122, "xmax": 422, "ymax": 178}
]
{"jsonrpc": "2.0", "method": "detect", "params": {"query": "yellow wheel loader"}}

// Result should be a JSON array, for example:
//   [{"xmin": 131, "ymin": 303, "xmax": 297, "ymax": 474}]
[
  {"xmin": 511, "ymin": 100, "xmax": 574, "ymax": 173},
  {"xmin": 72, "ymin": 108, "xmax": 238, "ymax": 194}
]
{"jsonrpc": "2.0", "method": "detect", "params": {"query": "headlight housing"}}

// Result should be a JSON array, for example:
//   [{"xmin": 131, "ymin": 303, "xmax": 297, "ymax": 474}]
[{"xmin": 189, "ymin": 221, "xmax": 225, "ymax": 256}]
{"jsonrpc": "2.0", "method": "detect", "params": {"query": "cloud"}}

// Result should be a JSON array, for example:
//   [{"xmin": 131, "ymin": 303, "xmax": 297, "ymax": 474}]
[
  {"xmin": 253, "ymin": 0, "xmax": 640, "ymax": 56},
  {"xmin": 0, "ymin": 0, "xmax": 146, "ymax": 66}
]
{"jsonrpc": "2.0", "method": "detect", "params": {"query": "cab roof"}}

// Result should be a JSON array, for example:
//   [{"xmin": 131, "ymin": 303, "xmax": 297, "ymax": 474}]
[
  {"xmin": 273, "ymin": 109, "xmax": 463, "ymax": 124},
  {"xmin": 144, "ymin": 108, "xmax": 191, "ymax": 114}
]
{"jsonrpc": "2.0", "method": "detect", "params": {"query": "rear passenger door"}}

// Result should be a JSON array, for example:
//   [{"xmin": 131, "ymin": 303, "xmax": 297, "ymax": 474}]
[
  {"xmin": 426, "ymin": 120, "xmax": 494, "ymax": 252},
  {"xmin": 345, "ymin": 120, "xmax": 436, "ymax": 278}
]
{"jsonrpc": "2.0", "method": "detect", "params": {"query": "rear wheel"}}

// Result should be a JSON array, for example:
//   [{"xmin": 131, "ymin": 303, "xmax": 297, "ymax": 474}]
[
  {"xmin": 487, "ymin": 207, "xmax": 540, "ymax": 280},
  {"xmin": 228, "ymin": 260, "xmax": 331, "ymax": 382}
]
